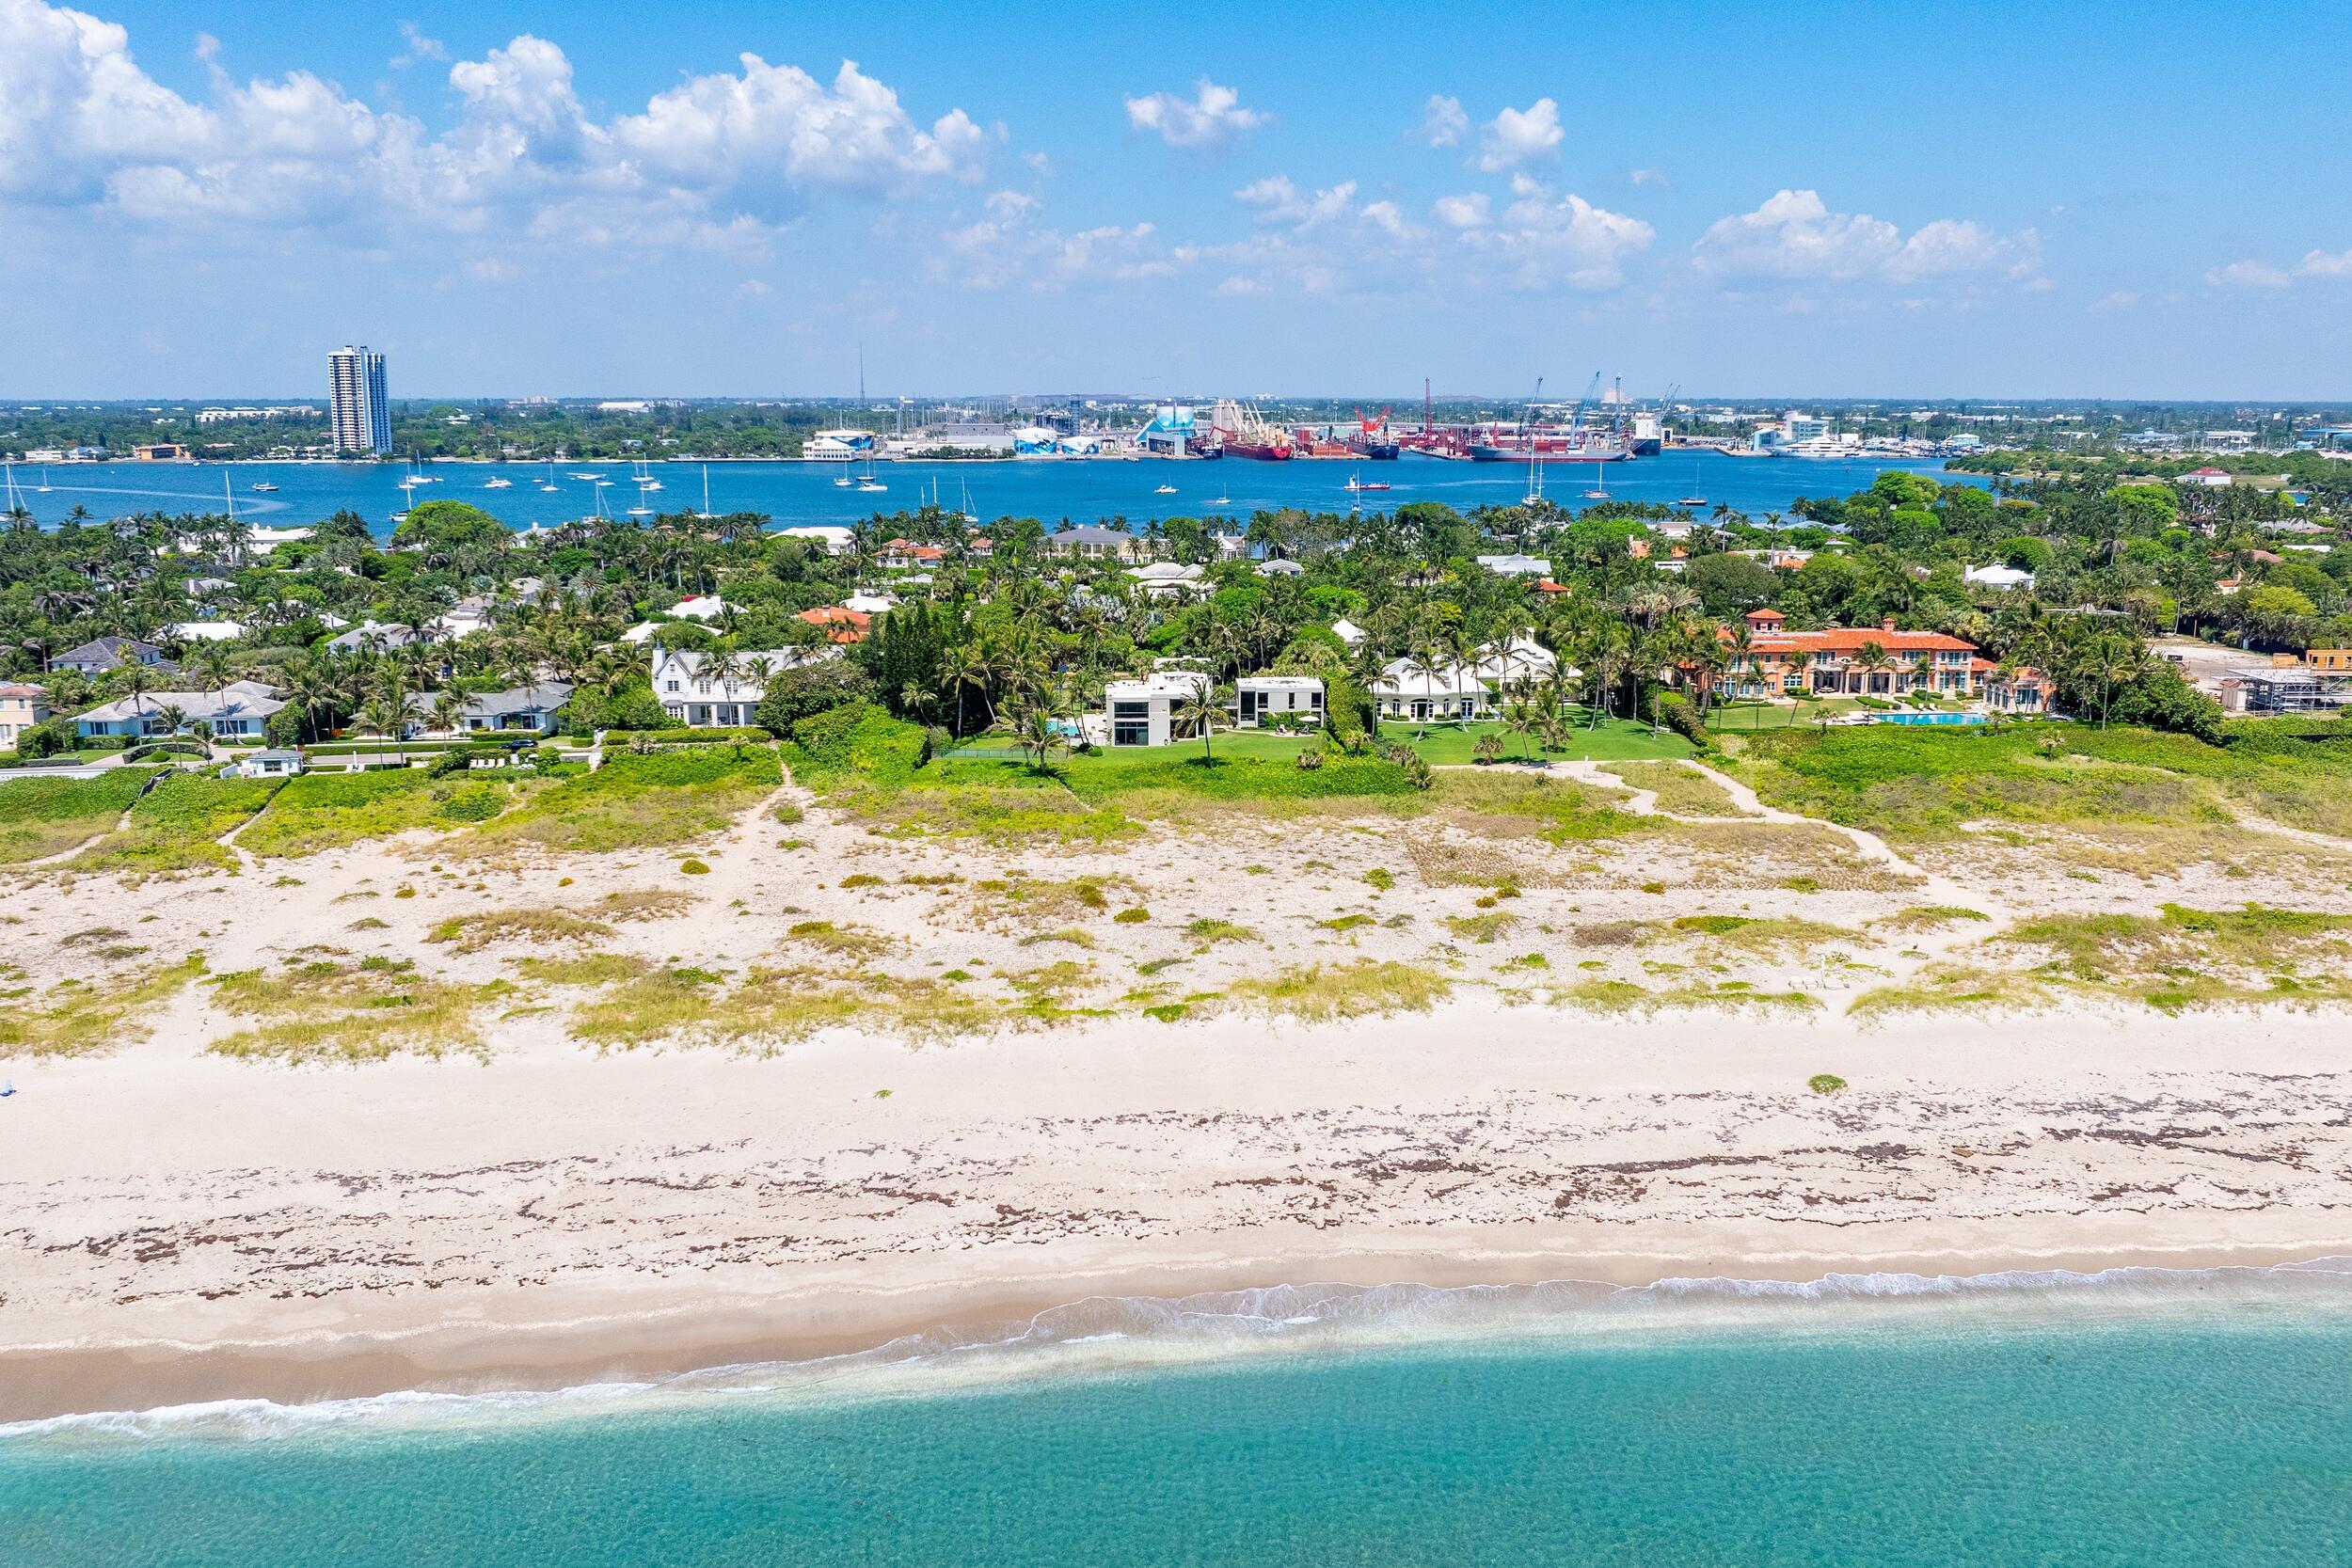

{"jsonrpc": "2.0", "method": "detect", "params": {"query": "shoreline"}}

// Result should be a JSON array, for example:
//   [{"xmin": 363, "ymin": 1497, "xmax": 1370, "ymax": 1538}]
[{"xmin": 8, "ymin": 1224, "xmax": 2351, "ymax": 1425}]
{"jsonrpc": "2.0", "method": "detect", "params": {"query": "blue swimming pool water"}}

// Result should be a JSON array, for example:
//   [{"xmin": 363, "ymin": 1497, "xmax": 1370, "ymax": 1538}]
[{"xmin": 1875, "ymin": 711, "xmax": 1987, "ymax": 725}]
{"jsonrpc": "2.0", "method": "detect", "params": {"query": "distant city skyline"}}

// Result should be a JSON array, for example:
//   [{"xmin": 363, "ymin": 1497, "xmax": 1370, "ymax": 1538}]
[{"xmin": 2, "ymin": 0, "xmax": 2347, "ymax": 400}]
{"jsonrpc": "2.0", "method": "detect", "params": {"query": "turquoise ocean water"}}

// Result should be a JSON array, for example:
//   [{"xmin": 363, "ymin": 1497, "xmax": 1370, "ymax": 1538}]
[
  {"xmin": 4, "ymin": 1268, "xmax": 2350, "ymax": 1566},
  {"xmin": 0, "ymin": 451, "xmax": 1969, "ymax": 538}
]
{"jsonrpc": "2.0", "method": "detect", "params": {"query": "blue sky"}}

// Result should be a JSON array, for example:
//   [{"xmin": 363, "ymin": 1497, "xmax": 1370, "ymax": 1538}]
[{"xmin": 2, "ymin": 0, "xmax": 2347, "ymax": 400}]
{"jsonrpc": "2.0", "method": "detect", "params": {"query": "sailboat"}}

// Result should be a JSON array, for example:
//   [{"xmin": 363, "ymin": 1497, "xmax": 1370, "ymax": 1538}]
[
  {"xmin": 1207, "ymin": 492, "xmax": 1231, "ymax": 508},
  {"xmin": 1580, "ymin": 459, "xmax": 1611, "ymax": 501},
  {"xmin": 958, "ymin": 478, "xmax": 978, "ymax": 524},
  {"xmin": 1675, "ymin": 459, "xmax": 1708, "ymax": 508},
  {"xmin": 695, "ymin": 465, "xmax": 721, "ymax": 521},
  {"xmin": 33, "ymin": 466, "xmax": 55, "ymax": 494},
  {"xmin": 1154, "ymin": 482, "xmax": 1178, "ymax": 496},
  {"xmin": 855, "ymin": 452, "xmax": 885, "ymax": 494},
  {"xmin": 538, "ymin": 460, "xmax": 561, "ymax": 494}
]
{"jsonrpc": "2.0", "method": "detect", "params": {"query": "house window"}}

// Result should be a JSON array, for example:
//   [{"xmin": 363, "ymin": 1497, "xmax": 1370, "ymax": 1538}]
[
  {"xmin": 1112, "ymin": 701, "xmax": 1151, "ymax": 747},
  {"xmin": 665, "ymin": 680, "xmax": 679, "ymax": 692}
]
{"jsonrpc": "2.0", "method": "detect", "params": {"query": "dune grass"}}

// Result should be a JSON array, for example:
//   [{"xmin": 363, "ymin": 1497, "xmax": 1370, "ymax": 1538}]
[
  {"xmin": 427, "ymin": 907, "xmax": 615, "ymax": 953},
  {"xmin": 0, "ymin": 767, "xmax": 159, "ymax": 865},
  {"xmin": 206, "ymin": 955, "xmax": 515, "ymax": 1062},
  {"xmin": 74, "ymin": 772, "xmax": 284, "ymax": 874},
  {"xmin": 0, "ymin": 955, "xmax": 205, "ymax": 1057},
  {"xmin": 450, "ymin": 744, "xmax": 780, "ymax": 857},
  {"xmin": 239, "ymin": 771, "xmax": 515, "ymax": 858},
  {"xmin": 564, "ymin": 961, "xmax": 999, "ymax": 1051},
  {"xmin": 1603, "ymin": 760, "xmax": 1751, "ymax": 816},
  {"xmin": 1224, "ymin": 960, "xmax": 1452, "ymax": 1022}
]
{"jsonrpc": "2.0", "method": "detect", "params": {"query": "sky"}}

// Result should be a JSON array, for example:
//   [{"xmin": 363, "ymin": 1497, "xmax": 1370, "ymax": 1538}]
[{"xmin": 1, "ymin": 0, "xmax": 2348, "ymax": 402}]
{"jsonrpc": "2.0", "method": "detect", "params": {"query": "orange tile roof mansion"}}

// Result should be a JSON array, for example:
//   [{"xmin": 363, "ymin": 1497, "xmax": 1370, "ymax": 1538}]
[{"xmin": 1723, "ymin": 610, "xmax": 2046, "ymax": 710}]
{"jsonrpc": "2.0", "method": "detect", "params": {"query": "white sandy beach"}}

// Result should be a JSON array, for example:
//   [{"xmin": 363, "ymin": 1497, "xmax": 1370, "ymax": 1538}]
[{"xmin": 7, "ymin": 998, "xmax": 2352, "ymax": 1420}]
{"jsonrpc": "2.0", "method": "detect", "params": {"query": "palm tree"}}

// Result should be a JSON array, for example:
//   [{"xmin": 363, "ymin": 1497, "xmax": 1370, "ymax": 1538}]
[
  {"xmin": 109, "ymin": 661, "xmax": 157, "ymax": 732},
  {"xmin": 1471, "ymin": 732, "xmax": 1504, "ymax": 766},
  {"xmin": 1851, "ymin": 640, "xmax": 1891, "ymax": 698},
  {"xmin": 2073, "ymin": 632, "xmax": 2146, "ymax": 730},
  {"xmin": 1501, "ymin": 689, "xmax": 1546, "ymax": 762},
  {"xmin": 1176, "ymin": 685, "xmax": 1222, "ymax": 762},
  {"xmin": 431, "ymin": 689, "xmax": 467, "ymax": 738},
  {"xmin": 1014, "ymin": 701, "xmax": 1061, "ymax": 770},
  {"xmin": 1724, "ymin": 621, "xmax": 1756, "ymax": 728},
  {"xmin": 943, "ymin": 643, "xmax": 988, "ymax": 738},
  {"xmin": 152, "ymin": 703, "xmax": 187, "ymax": 738}
]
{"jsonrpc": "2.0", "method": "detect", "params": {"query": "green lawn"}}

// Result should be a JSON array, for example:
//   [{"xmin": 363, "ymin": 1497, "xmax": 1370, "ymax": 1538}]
[
  {"xmin": 1707, "ymin": 697, "xmax": 1867, "ymax": 732},
  {"xmin": 1378, "ymin": 713, "xmax": 1692, "ymax": 763}
]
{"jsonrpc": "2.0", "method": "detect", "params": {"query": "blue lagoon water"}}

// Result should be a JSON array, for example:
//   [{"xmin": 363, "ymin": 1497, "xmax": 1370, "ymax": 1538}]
[
  {"xmin": 5, "ymin": 1268, "xmax": 2351, "ymax": 1567},
  {"xmin": 3, "ymin": 451, "xmax": 1966, "ymax": 536}
]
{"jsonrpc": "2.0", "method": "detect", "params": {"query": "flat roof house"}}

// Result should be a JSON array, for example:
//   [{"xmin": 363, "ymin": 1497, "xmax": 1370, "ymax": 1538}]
[
  {"xmin": 236, "ymin": 749, "xmax": 307, "ymax": 779},
  {"xmin": 1233, "ymin": 674, "xmax": 1324, "ymax": 728},
  {"xmin": 1104, "ymin": 670, "xmax": 1210, "ymax": 747},
  {"xmin": 75, "ymin": 679, "xmax": 284, "ymax": 739},
  {"xmin": 53, "ymin": 636, "xmax": 169, "ymax": 677},
  {"xmin": 654, "ymin": 648, "xmax": 840, "ymax": 728}
]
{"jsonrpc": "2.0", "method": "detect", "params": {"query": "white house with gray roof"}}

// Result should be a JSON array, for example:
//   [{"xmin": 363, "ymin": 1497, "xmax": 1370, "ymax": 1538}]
[{"xmin": 76, "ymin": 680, "xmax": 284, "ymax": 739}]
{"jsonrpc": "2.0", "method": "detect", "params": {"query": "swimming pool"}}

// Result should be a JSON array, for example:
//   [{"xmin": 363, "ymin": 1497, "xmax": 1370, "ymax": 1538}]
[{"xmin": 1875, "ymin": 712, "xmax": 1986, "ymax": 726}]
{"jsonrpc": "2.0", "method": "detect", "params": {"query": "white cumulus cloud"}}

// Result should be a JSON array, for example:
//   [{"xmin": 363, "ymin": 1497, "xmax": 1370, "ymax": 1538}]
[
  {"xmin": 1415, "ymin": 94, "xmax": 1467, "ymax": 148},
  {"xmin": 0, "ymin": 1, "xmax": 990, "ymax": 245},
  {"xmin": 1693, "ymin": 189, "xmax": 2038, "ymax": 285},
  {"xmin": 1122, "ymin": 78, "xmax": 1265, "ymax": 149},
  {"xmin": 1476, "ymin": 98, "xmax": 1563, "ymax": 171},
  {"xmin": 2207, "ymin": 248, "xmax": 2352, "ymax": 288}
]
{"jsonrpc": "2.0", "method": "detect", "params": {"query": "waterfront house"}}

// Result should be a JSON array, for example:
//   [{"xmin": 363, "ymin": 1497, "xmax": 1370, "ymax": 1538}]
[
  {"xmin": 1472, "ymin": 636, "xmax": 1561, "ymax": 689},
  {"xmin": 1980, "ymin": 665, "xmax": 2052, "ymax": 715},
  {"xmin": 1233, "ymin": 674, "xmax": 1325, "ymax": 728},
  {"xmin": 0, "ymin": 683, "xmax": 50, "ymax": 749},
  {"xmin": 1045, "ymin": 525, "xmax": 1149, "ymax": 562},
  {"xmin": 165, "ymin": 620, "xmax": 247, "ymax": 643},
  {"xmin": 75, "ymin": 680, "xmax": 284, "ymax": 740},
  {"xmin": 1370, "ymin": 658, "xmax": 1490, "ymax": 721},
  {"xmin": 669, "ymin": 594, "xmax": 731, "ymax": 621},
  {"xmin": 53, "ymin": 636, "xmax": 169, "ymax": 677},
  {"xmin": 653, "ymin": 648, "xmax": 840, "ymax": 728},
  {"xmin": 405, "ymin": 682, "xmax": 573, "ymax": 737},
  {"xmin": 1474, "ymin": 553, "xmax": 1552, "ymax": 578},
  {"xmin": 1103, "ymin": 671, "xmax": 1211, "ymax": 747},
  {"xmin": 1721, "ymin": 610, "xmax": 1979, "ymax": 699},
  {"xmin": 1963, "ymin": 563, "xmax": 2037, "ymax": 592}
]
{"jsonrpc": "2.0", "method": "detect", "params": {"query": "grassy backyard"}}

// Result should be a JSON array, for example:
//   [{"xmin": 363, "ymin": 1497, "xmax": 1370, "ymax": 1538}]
[{"xmin": 1376, "ymin": 713, "xmax": 1692, "ymax": 763}]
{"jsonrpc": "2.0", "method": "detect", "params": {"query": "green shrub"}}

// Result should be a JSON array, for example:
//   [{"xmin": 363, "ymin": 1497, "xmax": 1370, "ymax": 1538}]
[{"xmin": 754, "ymin": 662, "xmax": 877, "ymax": 736}]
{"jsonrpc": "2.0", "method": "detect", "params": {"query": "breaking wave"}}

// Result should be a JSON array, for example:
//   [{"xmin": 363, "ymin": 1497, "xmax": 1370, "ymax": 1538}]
[{"xmin": 13, "ymin": 1257, "xmax": 2352, "ymax": 1445}]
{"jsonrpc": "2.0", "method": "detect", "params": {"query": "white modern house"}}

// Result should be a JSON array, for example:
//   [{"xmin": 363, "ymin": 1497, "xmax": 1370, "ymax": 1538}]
[
  {"xmin": 235, "ymin": 749, "xmax": 307, "ymax": 779},
  {"xmin": 1474, "ymin": 553, "xmax": 1552, "ymax": 578},
  {"xmin": 1104, "ymin": 670, "xmax": 1210, "ymax": 747},
  {"xmin": 653, "ymin": 647, "xmax": 840, "ymax": 728},
  {"xmin": 1369, "ymin": 658, "xmax": 1489, "ymax": 721},
  {"xmin": 1233, "ymin": 674, "xmax": 1325, "ymax": 728},
  {"xmin": 75, "ymin": 680, "xmax": 285, "ymax": 740}
]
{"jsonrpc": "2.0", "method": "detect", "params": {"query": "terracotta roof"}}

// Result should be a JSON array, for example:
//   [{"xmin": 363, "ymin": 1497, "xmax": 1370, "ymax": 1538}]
[
  {"xmin": 797, "ymin": 607, "xmax": 873, "ymax": 644},
  {"xmin": 1730, "ymin": 625, "xmax": 1977, "ymax": 655}
]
